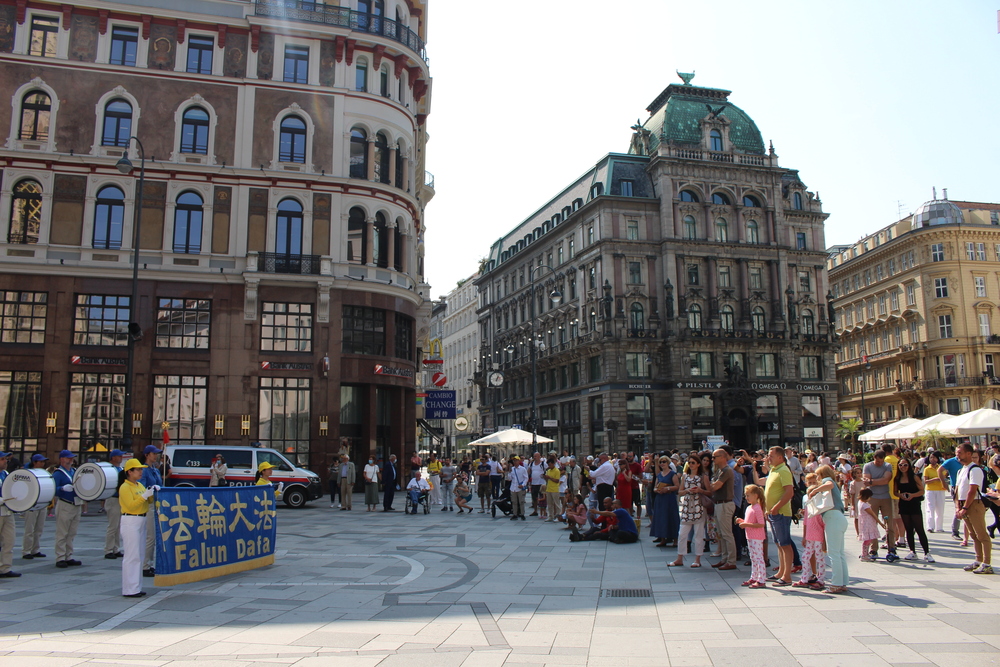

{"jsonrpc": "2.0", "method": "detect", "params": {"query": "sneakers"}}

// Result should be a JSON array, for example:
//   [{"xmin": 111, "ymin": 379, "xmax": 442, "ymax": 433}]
[
  {"xmin": 330, "ymin": 503, "xmax": 335, "ymax": 508},
  {"xmin": 974, "ymin": 563, "xmax": 994, "ymax": 575},
  {"xmin": 904, "ymin": 551, "xmax": 917, "ymax": 561},
  {"xmin": 964, "ymin": 561, "xmax": 981, "ymax": 571},
  {"xmin": 924, "ymin": 553, "xmax": 935, "ymax": 563},
  {"xmin": 952, "ymin": 532, "xmax": 962, "ymax": 540}
]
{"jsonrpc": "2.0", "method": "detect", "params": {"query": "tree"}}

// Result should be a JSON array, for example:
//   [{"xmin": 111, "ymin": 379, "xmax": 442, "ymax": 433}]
[
  {"xmin": 912, "ymin": 428, "xmax": 955, "ymax": 456},
  {"xmin": 835, "ymin": 418, "xmax": 864, "ymax": 452}
]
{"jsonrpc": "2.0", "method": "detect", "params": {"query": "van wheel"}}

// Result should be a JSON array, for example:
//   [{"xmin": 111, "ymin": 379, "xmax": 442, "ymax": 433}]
[
  {"xmin": 175, "ymin": 483, "xmax": 195, "ymax": 488},
  {"xmin": 283, "ymin": 487, "xmax": 307, "ymax": 508}
]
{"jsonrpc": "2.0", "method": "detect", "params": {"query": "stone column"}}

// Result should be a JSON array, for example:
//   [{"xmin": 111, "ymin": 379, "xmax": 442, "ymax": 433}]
[
  {"xmin": 402, "ymin": 151, "xmax": 410, "ymax": 192},
  {"xmin": 386, "ymin": 221, "xmax": 396, "ymax": 270},
  {"xmin": 766, "ymin": 209, "xmax": 777, "ymax": 245},
  {"xmin": 672, "ymin": 201, "xmax": 681, "ymax": 238},
  {"xmin": 703, "ymin": 204, "xmax": 713, "ymax": 239},
  {"xmin": 388, "ymin": 148, "xmax": 397, "ymax": 187},
  {"xmin": 365, "ymin": 216, "xmax": 375, "ymax": 265},
  {"xmin": 734, "ymin": 205, "xmax": 744, "ymax": 243},
  {"xmin": 366, "ymin": 139, "xmax": 376, "ymax": 181}
]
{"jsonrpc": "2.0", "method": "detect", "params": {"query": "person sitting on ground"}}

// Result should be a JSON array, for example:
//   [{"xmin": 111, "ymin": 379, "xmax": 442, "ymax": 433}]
[
  {"xmin": 572, "ymin": 497, "xmax": 617, "ymax": 541},
  {"xmin": 578, "ymin": 499, "xmax": 639, "ymax": 543},
  {"xmin": 406, "ymin": 472, "xmax": 430, "ymax": 514},
  {"xmin": 565, "ymin": 494, "xmax": 588, "ymax": 530},
  {"xmin": 454, "ymin": 474, "xmax": 473, "ymax": 514}
]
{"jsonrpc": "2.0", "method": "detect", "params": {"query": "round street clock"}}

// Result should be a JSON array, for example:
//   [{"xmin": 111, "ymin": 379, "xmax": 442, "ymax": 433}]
[
  {"xmin": 488, "ymin": 371, "xmax": 505, "ymax": 387},
  {"xmin": 455, "ymin": 416, "xmax": 470, "ymax": 431}
]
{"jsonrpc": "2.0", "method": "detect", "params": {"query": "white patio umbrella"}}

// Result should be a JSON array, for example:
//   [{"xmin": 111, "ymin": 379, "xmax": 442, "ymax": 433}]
[
  {"xmin": 936, "ymin": 408, "xmax": 1000, "ymax": 436},
  {"xmin": 888, "ymin": 413, "xmax": 956, "ymax": 440},
  {"xmin": 859, "ymin": 418, "xmax": 918, "ymax": 442},
  {"xmin": 467, "ymin": 428, "xmax": 554, "ymax": 447}
]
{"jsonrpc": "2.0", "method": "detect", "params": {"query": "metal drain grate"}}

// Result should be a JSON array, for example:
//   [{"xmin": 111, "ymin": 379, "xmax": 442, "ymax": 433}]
[{"xmin": 601, "ymin": 588, "xmax": 651, "ymax": 598}]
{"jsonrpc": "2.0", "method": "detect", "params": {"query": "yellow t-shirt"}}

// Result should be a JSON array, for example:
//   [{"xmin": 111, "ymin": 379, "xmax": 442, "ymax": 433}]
[
  {"xmin": 884, "ymin": 455, "xmax": 899, "ymax": 499},
  {"xmin": 923, "ymin": 464, "xmax": 945, "ymax": 491},
  {"xmin": 764, "ymin": 462, "xmax": 793, "ymax": 516},
  {"xmin": 119, "ymin": 480, "xmax": 150, "ymax": 515},
  {"xmin": 427, "ymin": 460, "xmax": 443, "ymax": 475},
  {"xmin": 544, "ymin": 467, "xmax": 562, "ymax": 493}
]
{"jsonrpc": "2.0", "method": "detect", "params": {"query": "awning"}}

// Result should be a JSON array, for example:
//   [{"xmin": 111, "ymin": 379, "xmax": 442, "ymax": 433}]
[{"xmin": 418, "ymin": 418, "xmax": 444, "ymax": 443}]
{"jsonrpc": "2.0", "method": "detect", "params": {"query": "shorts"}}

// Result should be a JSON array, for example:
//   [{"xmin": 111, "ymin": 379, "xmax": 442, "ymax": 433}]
[
  {"xmin": 477, "ymin": 481, "xmax": 492, "ymax": 497},
  {"xmin": 768, "ymin": 514, "xmax": 793, "ymax": 547}
]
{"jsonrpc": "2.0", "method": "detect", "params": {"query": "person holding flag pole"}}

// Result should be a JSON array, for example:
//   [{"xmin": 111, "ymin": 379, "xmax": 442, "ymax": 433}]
[{"xmin": 138, "ymin": 423, "xmax": 168, "ymax": 578}]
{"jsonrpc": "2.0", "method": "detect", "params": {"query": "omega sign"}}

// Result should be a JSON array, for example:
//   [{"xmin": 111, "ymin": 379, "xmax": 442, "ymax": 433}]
[
  {"xmin": 796, "ymin": 383, "xmax": 835, "ymax": 392},
  {"xmin": 751, "ymin": 382, "xmax": 786, "ymax": 391}
]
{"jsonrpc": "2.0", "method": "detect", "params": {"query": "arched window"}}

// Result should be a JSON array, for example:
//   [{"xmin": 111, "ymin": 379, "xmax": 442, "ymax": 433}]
[
  {"xmin": 802, "ymin": 309, "xmax": 815, "ymax": 335},
  {"xmin": 374, "ymin": 212, "xmax": 388, "ymax": 267},
  {"xmin": 630, "ymin": 302, "xmax": 644, "ymax": 332},
  {"xmin": 679, "ymin": 190, "xmax": 699, "ymax": 203},
  {"xmin": 275, "ymin": 198, "xmax": 303, "ymax": 255},
  {"xmin": 793, "ymin": 192, "xmax": 803, "ymax": 210},
  {"xmin": 355, "ymin": 57, "xmax": 368, "ymax": 92},
  {"xmin": 93, "ymin": 185, "xmax": 125, "ymax": 249},
  {"xmin": 684, "ymin": 215, "xmax": 697, "ymax": 240},
  {"xmin": 380, "ymin": 65, "xmax": 390, "ymax": 97},
  {"xmin": 710, "ymin": 129, "xmax": 722, "ymax": 151},
  {"xmin": 349, "ymin": 128, "xmax": 368, "ymax": 178},
  {"xmin": 711, "ymin": 192, "xmax": 731, "ymax": 205},
  {"xmin": 9, "ymin": 179, "xmax": 42, "ymax": 244},
  {"xmin": 715, "ymin": 217, "xmax": 728, "ymax": 242},
  {"xmin": 395, "ymin": 141, "xmax": 404, "ymax": 188},
  {"xmin": 374, "ymin": 132, "xmax": 390, "ymax": 184},
  {"xmin": 180, "ymin": 106, "xmax": 210, "ymax": 155},
  {"xmin": 102, "ymin": 99, "xmax": 132, "ymax": 147},
  {"xmin": 687, "ymin": 304, "xmax": 702, "ymax": 331},
  {"xmin": 278, "ymin": 115, "xmax": 306, "ymax": 163},
  {"xmin": 347, "ymin": 206, "xmax": 366, "ymax": 264},
  {"xmin": 19, "ymin": 92, "xmax": 51, "ymax": 141},
  {"xmin": 743, "ymin": 195, "xmax": 761, "ymax": 207},
  {"xmin": 172, "ymin": 191, "xmax": 204, "ymax": 254},
  {"xmin": 751, "ymin": 306, "xmax": 766, "ymax": 333},
  {"xmin": 746, "ymin": 220, "xmax": 760, "ymax": 244},
  {"xmin": 358, "ymin": 0, "xmax": 384, "ymax": 32},
  {"xmin": 720, "ymin": 305, "xmax": 734, "ymax": 332}
]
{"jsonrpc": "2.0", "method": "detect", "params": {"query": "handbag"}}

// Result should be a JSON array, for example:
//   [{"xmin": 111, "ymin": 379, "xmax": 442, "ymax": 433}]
[
  {"xmin": 700, "ymin": 492, "xmax": 715, "ymax": 516},
  {"xmin": 806, "ymin": 489, "xmax": 835, "ymax": 515}
]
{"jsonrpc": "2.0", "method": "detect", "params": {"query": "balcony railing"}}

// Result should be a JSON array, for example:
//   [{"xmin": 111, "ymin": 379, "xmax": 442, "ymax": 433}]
[
  {"xmin": 257, "ymin": 252, "xmax": 321, "ymax": 275},
  {"xmin": 424, "ymin": 171, "xmax": 435, "ymax": 189},
  {"xmin": 687, "ymin": 328, "xmax": 786, "ymax": 340},
  {"xmin": 666, "ymin": 146, "xmax": 774, "ymax": 167},
  {"xmin": 897, "ymin": 376, "xmax": 985, "ymax": 392},
  {"xmin": 255, "ymin": 0, "xmax": 427, "ymax": 62}
]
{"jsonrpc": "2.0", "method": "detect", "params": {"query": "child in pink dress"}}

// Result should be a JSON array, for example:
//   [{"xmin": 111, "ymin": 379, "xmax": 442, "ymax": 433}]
[
  {"xmin": 794, "ymin": 473, "xmax": 826, "ymax": 589},
  {"xmin": 735, "ymin": 484, "xmax": 768, "ymax": 588},
  {"xmin": 857, "ymin": 488, "xmax": 885, "ymax": 562}
]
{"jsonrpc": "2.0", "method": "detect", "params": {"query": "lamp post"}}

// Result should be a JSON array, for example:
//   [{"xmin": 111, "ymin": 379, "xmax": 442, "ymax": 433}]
[
  {"xmin": 859, "ymin": 351, "xmax": 871, "ymax": 453},
  {"xmin": 115, "ymin": 137, "xmax": 146, "ymax": 453},
  {"xmin": 528, "ymin": 265, "xmax": 561, "ymax": 451}
]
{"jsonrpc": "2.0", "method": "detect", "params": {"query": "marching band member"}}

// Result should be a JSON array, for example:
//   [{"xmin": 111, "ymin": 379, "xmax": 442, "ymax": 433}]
[
  {"xmin": 119, "ymin": 458, "xmax": 156, "ymax": 598},
  {"xmin": 104, "ymin": 449, "xmax": 125, "ymax": 560},
  {"xmin": 52, "ymin": 450, "xmax": 82, "ymax": 568},
  {"xmin": 0, "ymin": 452, "xmax": 20, "ymax": 578},
  {"xmin": 21, "ymin": 454, "xmax": 48, "ymax": 561}
]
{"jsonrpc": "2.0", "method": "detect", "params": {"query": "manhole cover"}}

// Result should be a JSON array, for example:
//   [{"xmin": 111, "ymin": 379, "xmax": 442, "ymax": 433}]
[{"xmin": 601, "ymin": 588, "xmax": 651, "ymax": 598}]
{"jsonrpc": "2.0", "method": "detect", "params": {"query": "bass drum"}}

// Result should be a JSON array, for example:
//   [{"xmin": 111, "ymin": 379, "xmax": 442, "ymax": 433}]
[
  {"xmin": 74, "ymin": 461, "xmax": 120, "ymax": 502},
  {"xmin": 1, "ymin": 468, "xmax": 56, "ymax": 513}
]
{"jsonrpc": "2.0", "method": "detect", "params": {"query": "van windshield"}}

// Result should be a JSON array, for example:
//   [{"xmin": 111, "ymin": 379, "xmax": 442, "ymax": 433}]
[{"xmin": 173, "ymin": 448, "xmax": 252, "ymax": 469}]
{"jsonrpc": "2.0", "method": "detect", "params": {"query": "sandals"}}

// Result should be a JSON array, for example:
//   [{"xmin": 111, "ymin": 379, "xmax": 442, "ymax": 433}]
[
  {"xmin": 749, "ymin": 581, "xmax": 766, "ymax": 589},
  {"xmin": 741, "ymin": 579, "xmax": 754, "ymax": 586},
  {"xmin": 690, "ymin": 562, "xmax": 702, "ymax": 568},
  {"xmin": 667, "ymin": 560, "xmax": 684, "ymax": 567}
]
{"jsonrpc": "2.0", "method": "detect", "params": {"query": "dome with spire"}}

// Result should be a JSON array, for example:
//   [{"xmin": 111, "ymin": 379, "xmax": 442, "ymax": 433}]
[{"xmin": 911, "ymin": 188, "xmax": 964, "ymax": 229}]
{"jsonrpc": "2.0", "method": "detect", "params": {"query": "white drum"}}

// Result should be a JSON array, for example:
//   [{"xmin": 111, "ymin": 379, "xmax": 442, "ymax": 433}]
[
  {"xmin": 2, "ymin": 468, "xmax": 56, "ymax": 513},
  {"xmin": 74, "ymin": 462, "xmax": 120, "ymax": 502}
]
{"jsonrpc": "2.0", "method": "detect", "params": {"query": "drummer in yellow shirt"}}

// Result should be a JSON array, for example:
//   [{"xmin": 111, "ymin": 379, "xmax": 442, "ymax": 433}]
[
  {"xmin": 255, "ymin": 462, "xmax": 284, "ymax": 499},
  {"xmin": 119, "ymin": 458, "xmax": 156, "ymax": 598}
]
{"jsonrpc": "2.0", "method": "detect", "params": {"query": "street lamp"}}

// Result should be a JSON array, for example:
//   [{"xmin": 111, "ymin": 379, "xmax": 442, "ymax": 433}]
[
  {"xmin": 115, "ymin": 137, "xmax": 146, "ymax": 453},
  {"xmin": 859, "ymin": 350, "xmax": 871, "ymax": 452},
  {"xmin": 529, "ymin": 265, "xmax": 561, "ymax": 451}
]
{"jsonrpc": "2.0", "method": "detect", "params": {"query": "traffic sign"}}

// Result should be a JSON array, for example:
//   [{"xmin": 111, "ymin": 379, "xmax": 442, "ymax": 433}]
[{"xmin": 432, "ymin": 372, "xmax": 447, "ymax": 387}]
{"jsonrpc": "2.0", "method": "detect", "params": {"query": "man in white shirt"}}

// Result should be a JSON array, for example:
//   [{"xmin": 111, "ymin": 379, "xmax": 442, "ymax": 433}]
[
  {"xmin": 591, "ymin": 453, "xmax": 616, "ymax": 509},
  {"xmin": 508, "ymin": 457, "xmax": 528, "ymax": 521},
  {"xmin": 406, "ymin": 473, "xmax": 430, "ymax": 515},
  {"xmin": 526, "ymin": 453, "xmax": 546, "ymax": 516},
  {"xmin": 955, "ymin": 444, "xmax": 991, "ymax": 574}
]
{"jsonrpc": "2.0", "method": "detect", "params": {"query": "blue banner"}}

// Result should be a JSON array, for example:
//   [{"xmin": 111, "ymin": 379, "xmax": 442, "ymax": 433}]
[
  {"xmin": 153, "ymin": 485, "xmax": 277, "ymax": 586},
  {"xmin": 426, "ymin": 390, "xmax": 456, "ymax": 419}
]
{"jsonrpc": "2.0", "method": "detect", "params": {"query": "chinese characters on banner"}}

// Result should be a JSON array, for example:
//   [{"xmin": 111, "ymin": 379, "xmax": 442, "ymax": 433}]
[{"xmin": 153, "ymin": 486, "xmax": 278, "ymax": 586}]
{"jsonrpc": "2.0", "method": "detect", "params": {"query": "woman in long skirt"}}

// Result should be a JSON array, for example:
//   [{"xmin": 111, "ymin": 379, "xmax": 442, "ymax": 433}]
[{"xmin": 650, "ymin": 456, "xmax": 680, "ymax": 547}]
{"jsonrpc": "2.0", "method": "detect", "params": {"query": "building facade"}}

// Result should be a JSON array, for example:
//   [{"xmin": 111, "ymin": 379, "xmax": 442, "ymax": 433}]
[
  {"xmin": 440, "ymin": 273, "xmax": 479, "ymax": 453},
  {"xmin": 829, "ymin": 195, "xmax": 1000, "ymax": 428},
  {"xmin": 475, "ymin": 77, "xmax": 838, "ymax": 456},
  {"xmin": 0, "ymin": 0, "xmax": 434, "ymax": 472}
]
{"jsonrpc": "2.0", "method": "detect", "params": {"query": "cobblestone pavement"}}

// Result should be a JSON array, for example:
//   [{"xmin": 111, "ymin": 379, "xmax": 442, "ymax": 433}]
[{"xmin": 2, "ymin": 497, "xmax": 999, "ymax": 666}]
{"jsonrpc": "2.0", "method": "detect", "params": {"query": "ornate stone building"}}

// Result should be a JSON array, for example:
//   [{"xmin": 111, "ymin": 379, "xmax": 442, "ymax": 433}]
[
  {"xmin": 829, "ymin": 194, "xmax": 1000, "ymax": 428},
  {"xmin": 475, "ymin": 76, "xmax": 838, "ymax": 455},
  {"xmin": 0, "ymin": 0, "xmax": 434, "ymax": 471}
]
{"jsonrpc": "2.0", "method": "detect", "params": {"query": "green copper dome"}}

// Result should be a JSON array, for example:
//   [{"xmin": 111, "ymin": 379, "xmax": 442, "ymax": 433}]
[{"xmin": 637, "ymin": 82, "xmax": 765, "ymax": 156}]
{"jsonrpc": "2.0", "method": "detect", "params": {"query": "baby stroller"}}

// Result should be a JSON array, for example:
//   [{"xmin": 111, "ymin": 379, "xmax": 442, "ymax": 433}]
[{"xmin": 491, "ymin": 487, "xmax": 513, "ymax": 518}]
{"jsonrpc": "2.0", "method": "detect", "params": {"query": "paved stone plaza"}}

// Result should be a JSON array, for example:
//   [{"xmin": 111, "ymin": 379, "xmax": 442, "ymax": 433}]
[{"xmin": 2, "ymin": 498, "xmax": 1000, "ymax": 666}]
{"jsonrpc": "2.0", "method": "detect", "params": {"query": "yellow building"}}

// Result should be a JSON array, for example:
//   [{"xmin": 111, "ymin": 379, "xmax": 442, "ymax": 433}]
[{"xmin": 829, "ymin": 193, "xmax": 1000, "ymax": 429}]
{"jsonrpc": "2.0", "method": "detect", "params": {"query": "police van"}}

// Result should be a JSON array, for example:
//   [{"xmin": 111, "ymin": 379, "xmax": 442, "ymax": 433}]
[{"xmin": 164, "ymin": 445, "xmax": 323, "ymax": 508}]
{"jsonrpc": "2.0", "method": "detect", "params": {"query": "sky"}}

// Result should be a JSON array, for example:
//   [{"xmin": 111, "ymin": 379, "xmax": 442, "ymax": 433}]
[{"xmin": 419, "ymin": 0, "xmax": 1000, "ymax": 300}]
